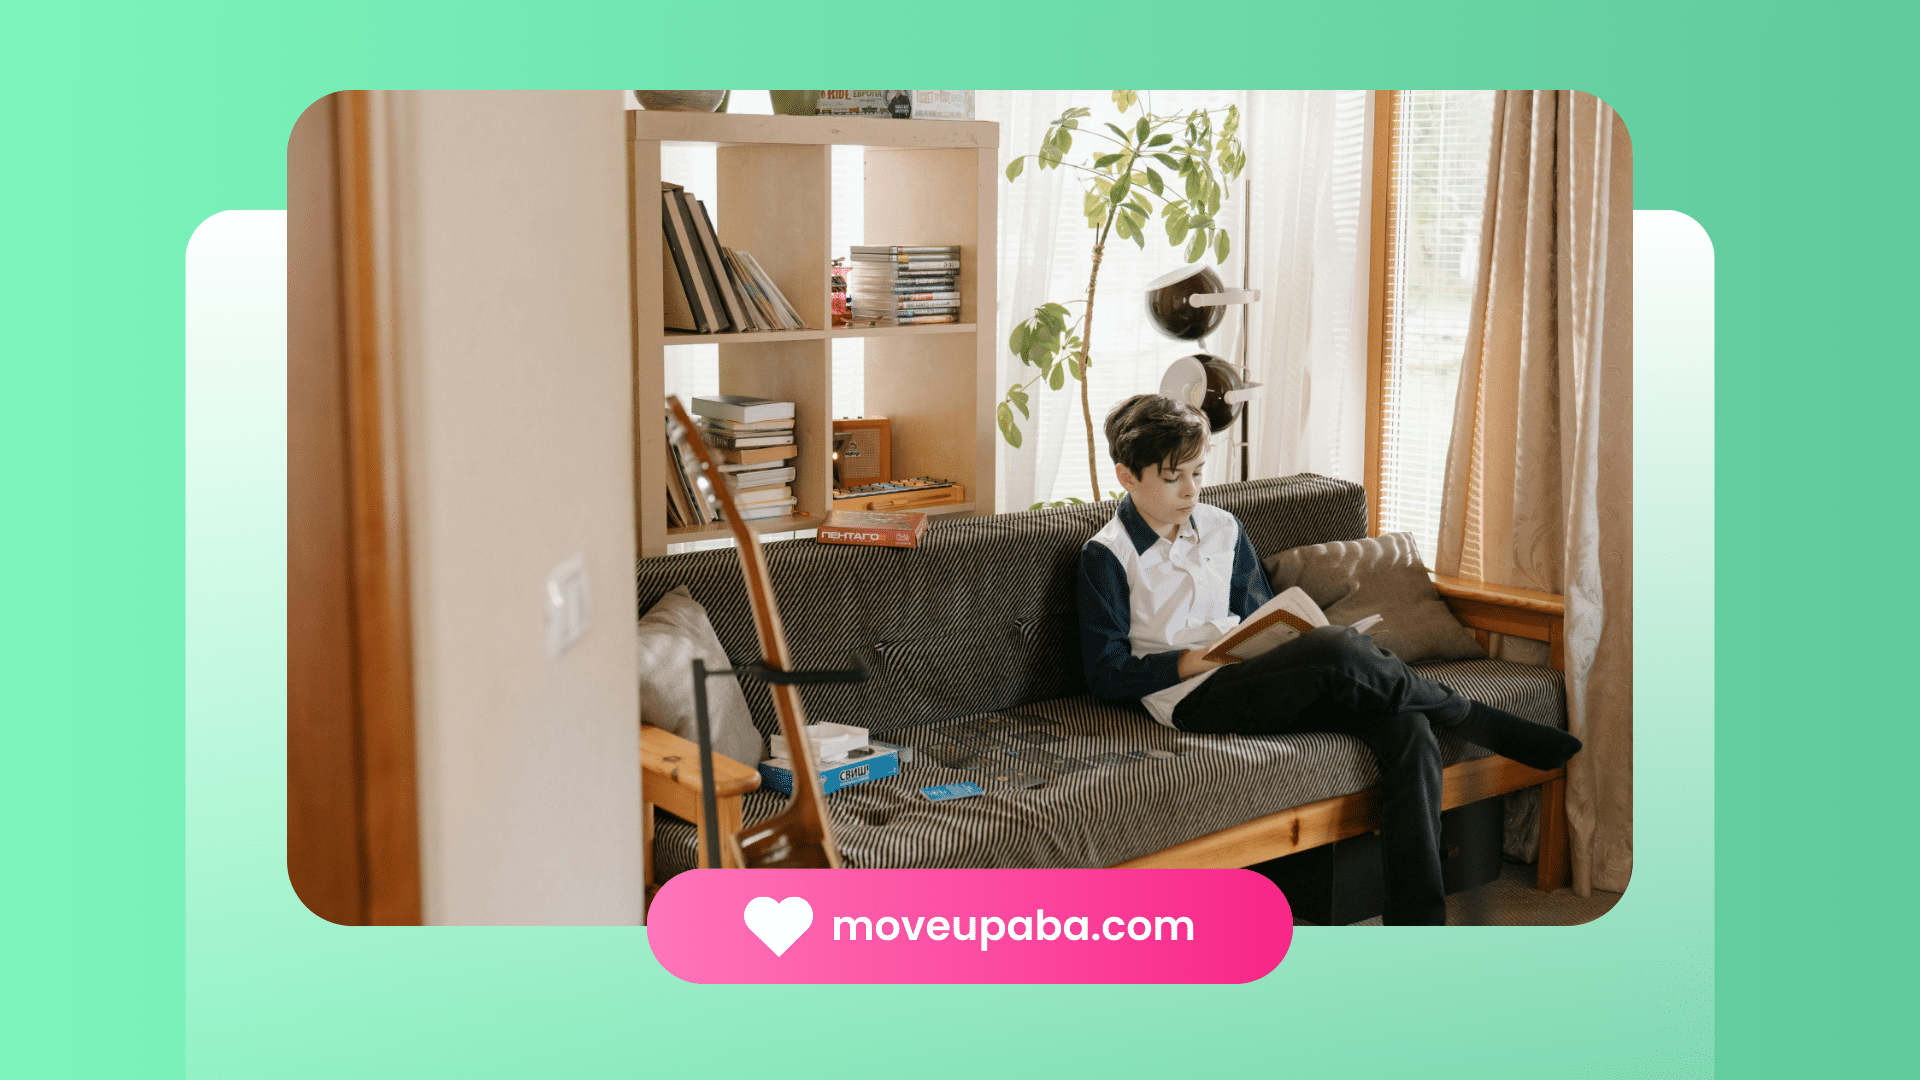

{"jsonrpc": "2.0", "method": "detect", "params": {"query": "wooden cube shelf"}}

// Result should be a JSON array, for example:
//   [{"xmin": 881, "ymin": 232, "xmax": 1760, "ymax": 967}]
[{"xmin": 629, "ymin": 109, "xmax": 999, "ymax": 557}]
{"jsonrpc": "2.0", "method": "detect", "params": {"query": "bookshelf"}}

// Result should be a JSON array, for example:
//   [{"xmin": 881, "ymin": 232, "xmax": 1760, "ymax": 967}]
[{"xmin": 629, "ymin": 108, "xmax": 999, "ymax": 557}]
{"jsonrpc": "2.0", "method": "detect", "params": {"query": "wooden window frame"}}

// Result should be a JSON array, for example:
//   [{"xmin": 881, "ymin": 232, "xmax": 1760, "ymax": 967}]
[{"xmin": 1362, "ymin": 89, "xmax": 1397, "ymax": 538}]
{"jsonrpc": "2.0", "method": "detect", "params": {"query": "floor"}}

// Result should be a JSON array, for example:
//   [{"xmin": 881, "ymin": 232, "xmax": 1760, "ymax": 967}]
[{"xmin": 1294, "ymin": 860, "xmax": 1624, "ymax": 926}]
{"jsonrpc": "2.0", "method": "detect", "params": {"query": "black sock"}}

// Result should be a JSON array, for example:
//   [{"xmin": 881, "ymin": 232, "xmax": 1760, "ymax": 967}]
[{"xmin": 1443, "ymin": 701, "xmax": 1582, "ymax": 771}]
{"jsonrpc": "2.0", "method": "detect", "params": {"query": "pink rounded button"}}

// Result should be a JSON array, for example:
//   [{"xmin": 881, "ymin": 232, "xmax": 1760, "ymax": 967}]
[{"xmin": 647, "ymin": 868, "xmax": 1292, "ymax": 984}]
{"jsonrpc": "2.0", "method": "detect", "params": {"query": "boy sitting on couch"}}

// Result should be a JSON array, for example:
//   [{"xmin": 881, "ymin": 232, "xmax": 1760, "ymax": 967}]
[{"xmin": 1077, "ymin": 394, "xmax": 1581, "ymax": 925}]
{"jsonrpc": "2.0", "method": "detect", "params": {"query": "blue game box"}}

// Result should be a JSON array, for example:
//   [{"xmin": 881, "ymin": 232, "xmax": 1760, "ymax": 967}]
[{"xmin": 757, "ymin": 742, "xmax": 903, "ymax": 796}]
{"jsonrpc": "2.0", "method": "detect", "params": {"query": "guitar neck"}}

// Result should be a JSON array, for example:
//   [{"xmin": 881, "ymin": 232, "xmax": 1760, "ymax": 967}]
[{"xmin": 666, "ymin": 398, "xmax": 842, "ymax": 869}]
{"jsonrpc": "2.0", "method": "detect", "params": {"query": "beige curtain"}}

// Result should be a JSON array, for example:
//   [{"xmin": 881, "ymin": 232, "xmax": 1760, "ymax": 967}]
[{"xmin": 1435, "ymin": 91, "xmax": 1632, "ymax": 895}]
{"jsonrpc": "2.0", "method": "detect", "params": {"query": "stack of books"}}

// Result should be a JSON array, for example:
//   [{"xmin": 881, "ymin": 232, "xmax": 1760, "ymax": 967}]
[
  {"xmin": 815, "ymin": 91, "xmax": 976, "ymax": 120},
  {"xmin": 845, "ymin": 246, "xmax": 961, "ymax": 326},
  {"xmin": 661, "ymin": 182, "xmax": 809, "ymax": 334},
  {"xmin": 692, "ymin": 395, "xmax": 798, "ymax": 522},
  {"xmin": 663, "ymin": 405, "xmax": 715, "ymax": 529}
]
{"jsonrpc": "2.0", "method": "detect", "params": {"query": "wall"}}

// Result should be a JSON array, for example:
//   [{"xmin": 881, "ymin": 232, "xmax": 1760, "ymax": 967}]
[{"xmin": 386, "ymin": 91, "xmax": 641, "ymax": 924}]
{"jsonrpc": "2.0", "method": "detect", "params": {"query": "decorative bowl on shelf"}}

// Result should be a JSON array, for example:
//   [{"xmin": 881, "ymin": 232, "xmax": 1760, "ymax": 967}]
[
  {"xmin": 633, "ymin": 90, "xmax": 727, "ymax": 112},
  {"xmin": 770, "ymin": 91, "xmax": 821, "ymax": 116}
]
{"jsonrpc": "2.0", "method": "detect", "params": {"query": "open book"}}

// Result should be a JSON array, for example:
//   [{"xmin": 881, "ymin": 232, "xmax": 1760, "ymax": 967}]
[{"xmin": 1198, "ymin": 587, "xmax": 1385, "ymax": 665}]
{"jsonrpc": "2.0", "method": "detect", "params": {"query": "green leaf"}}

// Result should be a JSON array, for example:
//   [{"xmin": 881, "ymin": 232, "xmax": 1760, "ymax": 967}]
[
  {"xmin": 1061, "ymin": 118, "xmax": 1078, "ymax": 129},
  {"xmin": 1041, "ymin": 302, "xmax": 1071, "ymax": 320},
  {"xmin": 1111, "ymin": 90, "xmax": 1137, "ymax": 112},
  {"xmin": 997, "ymin": 403, "xmax": 1021, "ymax": 448},
  {"xmin": 1065, "ymin": 106, "xmax": 1091, "ymax": 119},
  {"xmin": 1154, "ymin": 153, "xmax": 1180, "ymax": 170},
  {"xmin": 1084, "ymin": 188, "xmax": 1106, "ymax": 218},
  {"xmin": 1005, "ymin": 156, "xmax": 1025, "ymax": 182},
  {"xmin": 1065, "ymin": 497, "xmax": 1085, "ymax": 505},
  {"xmin": 1147, "ymin": 133, "xmax": 1172, "ymax": 147},
  {"xmin": 1067, "ymin": 356, "xmax": 1084, "ymax": 381},
  {"xmin": 1009, "ymin": 321, "xmax": 1030, "ymax": 358},
  {"xmin": 1135, "ymin": 116, "xmax": 1151, "ymax": 142},
  {"xmin": 1127, "ymin": 194, "xmax": 1151, "ymax": 217},
  {"xmin": 1109, "ymin": 173, "xmax": 1131, "ymax": 204},
  {"xmin": 1185, "ymin": 230, "xmax": 1207, "ymax": 262},
  {"xmin": 1039, "ymin": 146, "xmax": 1062, "ymax": 168},
  {"xmin": 1049, "ymin": 364, "xmax": 1064, "ymax": 390},
  {"xmin": 1214, "ymin": 230, "xmax": 1230, "ymax": 263},
  {"xmin": 1094, "ymin": 152, "xmax": 1124, "ymax": 169},
  {"xmin": 1011, "ymin": 387, "xmax": 1030, "ymax": 417},
  {"xmin": 1054, "ymin": 128, "xmax": 1073, "ymax": 154},
  {"xmin": 1144, "ymin": 168, "xmax": 1164, "ymax": 195}
]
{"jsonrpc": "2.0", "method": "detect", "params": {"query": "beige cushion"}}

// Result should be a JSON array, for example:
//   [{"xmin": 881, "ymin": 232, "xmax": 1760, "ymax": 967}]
[
  {"xmin": 636, "ymin": 586, "xmax": 763, "ymax": 767},
  {"xmin": 1262, "ymin": 532, "xmax": 1484, "ymax": 665}
]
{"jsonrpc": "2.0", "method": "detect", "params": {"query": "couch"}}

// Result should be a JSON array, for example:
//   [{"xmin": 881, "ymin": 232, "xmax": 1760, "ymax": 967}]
[{"xmin": 636, "ymin": 475, "xmax": 1571, "ymax": 899}]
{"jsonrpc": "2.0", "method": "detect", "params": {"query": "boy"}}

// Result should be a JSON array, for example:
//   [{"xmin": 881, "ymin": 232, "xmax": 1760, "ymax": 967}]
[{"xmin": 1077, "ymin": 394, "xmax": 1580, "ymax": 925}]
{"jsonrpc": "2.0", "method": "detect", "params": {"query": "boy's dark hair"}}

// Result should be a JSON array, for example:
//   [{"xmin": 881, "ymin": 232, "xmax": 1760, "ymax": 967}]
[{"xmin": 1104, "ymin": 394, "xmax": 1208, "ymax": 479}]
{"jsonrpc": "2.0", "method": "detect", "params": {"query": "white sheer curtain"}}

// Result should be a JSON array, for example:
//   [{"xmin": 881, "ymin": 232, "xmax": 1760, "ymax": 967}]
[
  {"xmin": 977, "ymin": 91, "xmax": 1368, "ymax": 509},
  {"xmin": 1243, "ymin": 91, "xmax": 1370, "ymax": 484}
]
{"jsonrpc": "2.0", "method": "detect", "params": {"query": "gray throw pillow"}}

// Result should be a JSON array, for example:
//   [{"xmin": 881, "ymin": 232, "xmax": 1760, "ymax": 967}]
[
  {"xmin": 1262, "ymin": 532, "xmax": 1485, "ymax": 665},
  {"xmin": 636, "ymin": 586, "xmax": 763, "ymax": 767}
]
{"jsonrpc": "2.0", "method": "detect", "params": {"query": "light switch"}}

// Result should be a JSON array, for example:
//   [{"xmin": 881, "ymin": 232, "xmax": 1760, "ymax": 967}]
[{"xmin": 545, "ymin": 553, "xmax": 591, "ymax": 657}]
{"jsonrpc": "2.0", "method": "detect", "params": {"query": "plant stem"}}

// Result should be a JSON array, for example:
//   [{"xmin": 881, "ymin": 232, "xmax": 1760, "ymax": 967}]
[{"xmin": 1080, "ymin": 211, "xmax": 1115, "ymax": 499}]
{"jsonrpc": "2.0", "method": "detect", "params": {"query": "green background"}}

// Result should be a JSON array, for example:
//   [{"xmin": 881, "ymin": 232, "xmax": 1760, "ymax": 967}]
[{"xmin": 7, "ymin": 1, "xmax": 1909, "ymax": 1075}]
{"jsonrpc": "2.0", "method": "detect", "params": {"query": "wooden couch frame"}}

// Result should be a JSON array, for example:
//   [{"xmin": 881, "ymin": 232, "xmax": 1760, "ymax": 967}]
[{"xmin": 640, "ymin": 574, "xmax": 1571, "ymax": 895}]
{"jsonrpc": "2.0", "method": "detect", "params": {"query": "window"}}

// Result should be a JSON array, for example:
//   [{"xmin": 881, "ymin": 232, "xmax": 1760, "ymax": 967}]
[{"xmin": 1367, "ymin": 90, "xmax": 1496, "ymax": 562}]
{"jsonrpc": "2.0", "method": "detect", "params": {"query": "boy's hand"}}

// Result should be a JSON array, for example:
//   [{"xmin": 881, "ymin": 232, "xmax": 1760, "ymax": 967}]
[{"xmin": 1177, "ymin": 649, "xmax": 1223, "ymax": 680}]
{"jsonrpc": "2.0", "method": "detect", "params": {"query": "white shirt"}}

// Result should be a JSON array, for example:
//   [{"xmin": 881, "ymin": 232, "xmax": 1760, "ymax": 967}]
[{"xmin": 1077, "ymin": 497, "xmax": 1271, "ymax": 727}]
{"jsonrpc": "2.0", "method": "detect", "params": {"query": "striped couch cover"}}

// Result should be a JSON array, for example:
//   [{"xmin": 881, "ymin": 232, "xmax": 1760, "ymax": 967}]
[{"xmin": 637, "ymin": 475, "xmax": 1563, "ymax": 877}]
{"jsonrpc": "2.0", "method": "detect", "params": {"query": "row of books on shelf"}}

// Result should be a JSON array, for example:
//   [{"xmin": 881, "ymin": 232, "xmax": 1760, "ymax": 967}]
[
  {"xmin": 815, "ymin": 91, "xmax": 975, "ymax": 120},
  {"xmin": 661, "ymin": 182, "xmax": 809, "ymax": 335},
  {"xmin": 663, "ymin": 396, "xmax": 801, "ymax": 529},
  {"xmin": 845, "ymin": 245, "xmax": 961, "ymax": 326}
]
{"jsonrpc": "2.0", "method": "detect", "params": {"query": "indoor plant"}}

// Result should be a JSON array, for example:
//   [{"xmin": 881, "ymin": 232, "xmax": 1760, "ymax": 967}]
[{"xmin": 998, "ymin": 91, "xmax": 1245, "ymax": 504}]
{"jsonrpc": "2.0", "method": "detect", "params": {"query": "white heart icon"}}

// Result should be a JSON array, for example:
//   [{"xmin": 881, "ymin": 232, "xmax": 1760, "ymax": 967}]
[{"xmin": 742, "ymin": 896, "xmax": 813, "ymax": 957}]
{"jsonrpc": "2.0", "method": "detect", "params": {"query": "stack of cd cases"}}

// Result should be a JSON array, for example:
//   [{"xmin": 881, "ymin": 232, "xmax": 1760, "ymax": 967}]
[{"xmin": 845, "ymin": 246, "xmax": 960, "ymax": 326}]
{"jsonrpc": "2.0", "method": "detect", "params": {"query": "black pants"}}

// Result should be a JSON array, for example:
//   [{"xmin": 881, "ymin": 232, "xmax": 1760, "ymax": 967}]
[{"xmin": 1171, "ymin": 626, "xmax": 1477, "ymax": 926}]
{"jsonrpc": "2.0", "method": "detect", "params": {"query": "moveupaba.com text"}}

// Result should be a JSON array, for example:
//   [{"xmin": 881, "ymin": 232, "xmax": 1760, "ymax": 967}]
[{"xmin": 831, "ymin": 911, "xmax": 1195, "ymax": 951}]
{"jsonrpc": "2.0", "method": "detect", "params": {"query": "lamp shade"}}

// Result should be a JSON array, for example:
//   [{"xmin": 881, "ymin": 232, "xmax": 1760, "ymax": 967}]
[
  {"xmin": 1158, "ymin": 353, "xmax": 1259, "ymax": 434},
  {"xmin": 1144, "ymin": 264, "xmax": 1227, "ymax": 341}
]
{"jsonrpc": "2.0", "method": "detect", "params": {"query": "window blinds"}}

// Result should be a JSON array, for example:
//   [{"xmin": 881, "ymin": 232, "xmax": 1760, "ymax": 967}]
[{"xmin": 1376, "ymin": 90, "xmax": 1495, "ymax": 562}]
